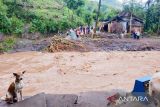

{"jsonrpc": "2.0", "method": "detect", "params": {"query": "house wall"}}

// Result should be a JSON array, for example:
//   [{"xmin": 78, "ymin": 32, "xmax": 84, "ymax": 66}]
[
  {"xmin": 120, "ymin": 22, "xmax": 127, "ymax": 33},
  {"xmin": 108, "ymin": 21, "xmax": 124, "ymax": 33},
  {"xmin": 106, "ymin": 21, "xmax": 143, "ymax": 34},
  {"xmin": 108, "ymin": 23, "xmax": 111, "ymax": 33}
]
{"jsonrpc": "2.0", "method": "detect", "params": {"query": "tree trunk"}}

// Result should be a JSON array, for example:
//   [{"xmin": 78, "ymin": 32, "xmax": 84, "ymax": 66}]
[
  {"xmin": 93, "ymin": 0, "xmax": 101, "ymax": 38},
  {"xmin": 14, "ymin": 0, "xmax": 16, "ymax": 5},
  {"xmin": 130, "ymin": 13, "xmax": 132, "ymax": 33},
  {"xmin": 158, "ymin": 3, "xmax": 160, "ymax": 34},
  {"xmin": 130, "ymin": 0, "xmax": 134, "ymax": 33},
  {"xmin": 158, "ymin": 16, "xmax": 160, "ymax": 34}
]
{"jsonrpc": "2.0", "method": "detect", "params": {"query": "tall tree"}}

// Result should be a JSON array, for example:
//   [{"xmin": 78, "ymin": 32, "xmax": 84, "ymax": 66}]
[
  {"xmin": 145, "ymin": 0, "xmax": 160, "ymax": 33},
  {"xmin": 93, "ymin": 0, "xmax": 101, "ymax": 38},
  {"xmin": 64, "ymin": 0, "xmax": 85, "ymax": 10}
]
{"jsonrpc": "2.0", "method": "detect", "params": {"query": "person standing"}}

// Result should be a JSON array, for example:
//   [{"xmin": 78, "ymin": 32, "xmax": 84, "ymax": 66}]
[
  {"xmin": 83, "ymin": 26, "xmax": 86, "ymax": 35},
  {"xmin": 76, "ymin": 28, "xmax": 81, "ymax": 38},
  {"xmin": 87, "ymin": 26, "xmax": 90, "ymax": 34},
  {"xmin": 80, "ymin": 26, "xmax": 83, "ymax": 33},
  {"xmin": 136, "ymin": 30, "xmax": 140, "ymax": 40}
]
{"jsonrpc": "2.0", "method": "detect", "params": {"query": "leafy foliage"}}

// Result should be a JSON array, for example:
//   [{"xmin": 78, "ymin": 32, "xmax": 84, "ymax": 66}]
[
  {"xmin": 145, "ymin": 2, "xmax": 160, "ymax": 33},
  {"xmin": 0, "ymin": 37, "xmax": 16, "ymax": 52},
  {"xmin": 0, "ymin": 13, "xmax": 12, "ymax": 34},
  {"xmin": 10, "ymin": 16, "xmax": 24, "ymax": 35},
  {"xmin": 64, "ymin": 0, "xmax": 85, "ymax": 10},
  {"xmin": 122, "ymin": 0, "xmax": 160, "ymax": 34},
  {"xmin": 0, "ymin": 0, "xmax": 159, "ymax": 36},
  {"xmin": 0, "ymin": 0, "xmax": 89, "ymax": 36}
]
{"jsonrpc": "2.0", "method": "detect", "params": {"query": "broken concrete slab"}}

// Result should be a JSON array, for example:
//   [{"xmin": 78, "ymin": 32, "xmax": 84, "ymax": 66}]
[
  {"xmin": 0, "ymin": 93, "xmax": 46, "ymax": 107},
  {"xmin": 75, "ymin": 90, "xmax": 128, "ymax": 107},
  {"xmin": 45, "ymin": 94, "xmax": 78, "ymax": 107},
  {"xmin": 76, "ymin": 91, "xmax": 109, "ymax": 107},
  {"xmin": 0, "ymin": 91, "xmax": 157, "ymax": 107},
  {"xmin": 9, "ymin": 93, "xmax": 46, "ymax": 107},
  {"xmin": 116, "ymin": 101, "xmax": 156, "ymax": 107}
]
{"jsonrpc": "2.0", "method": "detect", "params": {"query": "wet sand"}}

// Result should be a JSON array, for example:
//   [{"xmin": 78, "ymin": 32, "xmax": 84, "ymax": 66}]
[{"xmin": 0, "ymin": 51, "xmax": 160, "ymax": 96}]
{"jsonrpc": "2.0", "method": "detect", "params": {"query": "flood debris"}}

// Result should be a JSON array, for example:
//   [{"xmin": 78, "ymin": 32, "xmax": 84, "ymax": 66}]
[
  {"xmin": 1, "ymin": 32, "xmax": 160, "ymax": 53},
  {"xmin": 47, "ymin": 36, "xmax": 86, "ymax": 52}
]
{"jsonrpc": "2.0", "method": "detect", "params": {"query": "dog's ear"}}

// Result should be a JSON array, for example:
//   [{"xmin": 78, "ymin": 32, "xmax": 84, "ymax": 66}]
[
  {"xmin": 13, "ymin": 73, "xmax": 18, "ymax": 77},
  {"xmin": 22, "ymin": 71, "xmax": 26, "ymax": 74}
]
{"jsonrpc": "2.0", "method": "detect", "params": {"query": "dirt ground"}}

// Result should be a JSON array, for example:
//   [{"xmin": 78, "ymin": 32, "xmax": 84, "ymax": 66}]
[
  {"xmin": 0, "ymin": 51, "xmax": 160, "ymax": 97},
  {"xmin": 11, "ymin": 33, "xmax": 160, "ymax": 52}
]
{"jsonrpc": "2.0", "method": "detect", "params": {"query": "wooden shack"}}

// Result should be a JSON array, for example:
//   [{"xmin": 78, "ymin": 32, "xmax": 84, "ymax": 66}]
[{"xmin": 103, "ymin": 11, "xmax": 144, "ymax": 33}]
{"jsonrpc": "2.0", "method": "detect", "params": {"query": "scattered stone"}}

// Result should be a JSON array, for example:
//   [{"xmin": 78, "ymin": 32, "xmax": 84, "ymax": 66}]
[
  {"xmin": 113, "ymin": 73, "xmax": 118, "ymax": 76},
  {"xmin": 22, "ymin": 33, "xmax": 41, "ymax": 40}
]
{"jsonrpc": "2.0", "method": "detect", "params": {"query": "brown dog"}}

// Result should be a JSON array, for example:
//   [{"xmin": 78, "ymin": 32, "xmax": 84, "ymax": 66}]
[{"xmin": 5, "ymin": 71, "xmax": 26, "ymax": 103}]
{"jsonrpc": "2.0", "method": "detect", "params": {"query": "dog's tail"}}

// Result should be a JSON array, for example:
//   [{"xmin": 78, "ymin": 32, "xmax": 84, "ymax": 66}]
[
  {"xmin": 0, "ymin": 93, "xmax": 9, "ymax": 101},
  {"xmin": 0, "ymin": 95, "xmax": 6, "ymax": 101}
]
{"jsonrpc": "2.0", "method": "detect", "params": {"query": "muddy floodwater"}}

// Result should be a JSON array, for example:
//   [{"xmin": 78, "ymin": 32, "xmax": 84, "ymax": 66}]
[{"xmin": 0, "ymin": 51, "xmax": 160, "ymax": 96}]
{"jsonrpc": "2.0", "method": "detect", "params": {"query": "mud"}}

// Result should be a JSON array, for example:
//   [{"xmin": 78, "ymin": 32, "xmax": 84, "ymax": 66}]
[
  {"xmin": 88, "ymin": 38, "xmax": 160, "ymax": 51},
  {"xmin": 7, "ymin": 33, "xmax": 160, "ymax": 53},
  {"xmin": 0, "ymin": 51, "xmax": 160, "ymax": 97},
  {"xmin": 12, "ymin": 38, "xmax": 50, "ymax": 52},
  {"xmin": 1, "ymin": 33, "xmax": 160, "ymax": 100}
]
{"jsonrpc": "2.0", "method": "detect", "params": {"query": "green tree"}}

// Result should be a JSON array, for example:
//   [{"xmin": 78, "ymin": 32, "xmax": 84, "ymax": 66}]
[
  {"xmin": 145, "ymin": 0, "xmax": 160, "ymax": 33},
  {"xmin": 64, "ymin": 0, "xmax": 85, "ymax": 10}
]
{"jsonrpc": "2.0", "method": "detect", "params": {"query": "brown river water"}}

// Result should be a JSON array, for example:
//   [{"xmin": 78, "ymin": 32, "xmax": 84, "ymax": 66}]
[{"xmin": 0, "ymin": 51, "xmax": 160, "ymax": 96}]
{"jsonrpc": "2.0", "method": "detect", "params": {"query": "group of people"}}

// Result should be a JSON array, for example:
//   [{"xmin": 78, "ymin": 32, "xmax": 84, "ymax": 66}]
[
  {"xmin": 67, "ymin": 26, "xmax": 93, "ymax": 40},
  {"xmin": 76, "ymin": 26, "xmax": 92, "ymax": 37},
  {"xmin": 131, "ymin": 29, "xmax": 141, "ymax": 40}
]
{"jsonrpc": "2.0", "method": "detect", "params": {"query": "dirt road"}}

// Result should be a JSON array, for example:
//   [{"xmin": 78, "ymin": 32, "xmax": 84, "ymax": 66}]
[{"xmin": 0, "ymin": 51, "xmax": 160, "ymax": 96}]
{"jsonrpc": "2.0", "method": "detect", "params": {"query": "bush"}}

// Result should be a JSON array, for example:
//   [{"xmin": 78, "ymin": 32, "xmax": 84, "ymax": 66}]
[
  {"xmin": 10, "ymin": 16, "xmax": 24, "ymax": 35},
  {"xmin": 45, "ymin": 20, "xmax": 58, "ymax": 33},
  {"xmin": 31, "ymin": 19, "xmax": 46, "ymax": 33},
  {"xmin": 0, "ymin": 12, "xmax": 12, "ymax": 34},
  {"xmin": 0, "ymin": 13, "xmax": 24, "ymax": 35},
  {"xmin": 0, "ymin": 37, "xmax": 16, "ymax": 52},
  {"xmin": 30, "ymin": 19, "xmax": 59, "ymax": 34},
  {"xmin": 0, "ymin": 43, "xmax": 3, "ymax": 53},
  {"xmin": 58, "ymin": 19, "xmax": 72, "ymax": 31}
]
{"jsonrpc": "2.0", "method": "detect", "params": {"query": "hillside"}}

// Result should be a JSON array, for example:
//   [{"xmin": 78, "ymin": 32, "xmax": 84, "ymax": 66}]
[
  {"xmin": 3, "ymin": 0, "xmax": 73, "ymax": 20},
  {"xmin": 90, "ymin": 0, "xmax": 122, "ymax": 9},
  {"xmin": 0, "ymin": 0, "xmax": 86, "ymax": 35},
  {"xmin": 102, "ymin": 0, "xmax": 122, "ymax": 9},
  {"xmin": 0, "ymin": 0, "xmax": 121, "ymax": 36},
  {"xmin": 87, "ymin": 0, "xmax": 121, "ymax": 20}
]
